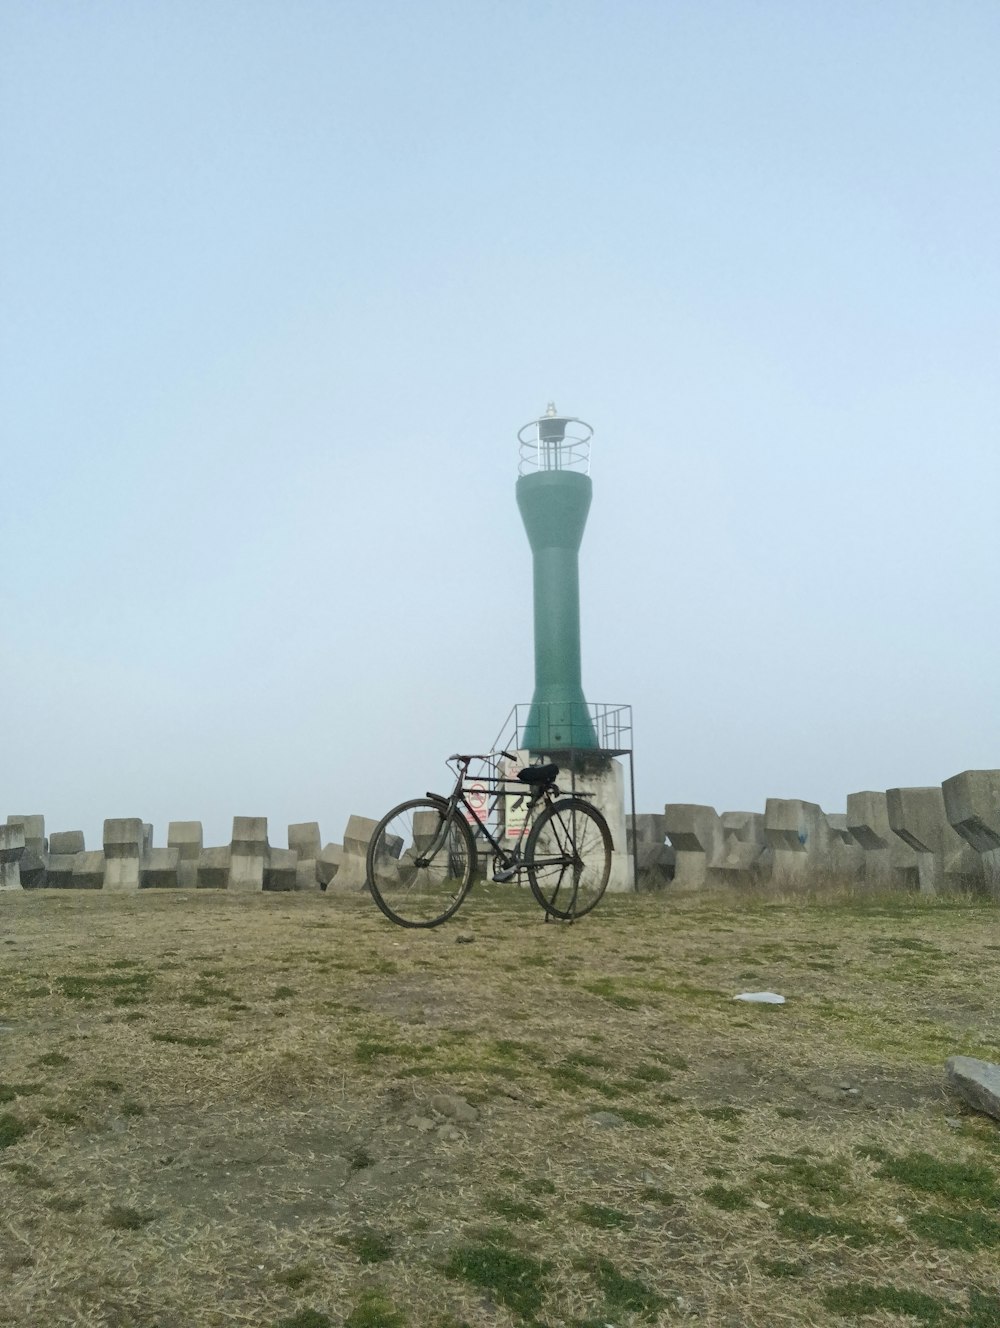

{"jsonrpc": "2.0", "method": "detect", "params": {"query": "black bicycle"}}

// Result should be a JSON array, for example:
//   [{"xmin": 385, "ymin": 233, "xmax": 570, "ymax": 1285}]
[{"xmin": 365, "ymin": 752, "xmax": 613, "ymax": 928}]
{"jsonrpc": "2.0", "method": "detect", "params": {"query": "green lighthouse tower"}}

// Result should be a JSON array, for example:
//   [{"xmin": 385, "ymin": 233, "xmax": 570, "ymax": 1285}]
[{"xmin": 517, "ymin": 404, "xmax": 599, "ymax": 752}]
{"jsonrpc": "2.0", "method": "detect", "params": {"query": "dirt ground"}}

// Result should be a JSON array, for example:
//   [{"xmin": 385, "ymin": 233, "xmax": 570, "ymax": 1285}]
[{"xmin": 1, "ymin": 885, "xmax": 999, "ymax": 1327}]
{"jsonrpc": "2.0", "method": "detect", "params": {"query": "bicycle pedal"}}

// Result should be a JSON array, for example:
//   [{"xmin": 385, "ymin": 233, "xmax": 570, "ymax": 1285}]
[{"xmin": 492, "ymin": 866, "xmax": 518, "ymax": 883}]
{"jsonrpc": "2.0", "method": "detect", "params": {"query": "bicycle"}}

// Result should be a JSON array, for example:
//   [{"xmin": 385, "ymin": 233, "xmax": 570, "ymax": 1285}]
[{"xmin": 365, "ymin": 752, "xmax": 613, "ymax": 928}]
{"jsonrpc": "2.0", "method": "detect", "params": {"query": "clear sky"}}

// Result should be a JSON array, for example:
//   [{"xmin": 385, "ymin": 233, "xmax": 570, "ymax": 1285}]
[{"xmin": 2, "ymin": 1, "xmax": 998, "ymax": 852}]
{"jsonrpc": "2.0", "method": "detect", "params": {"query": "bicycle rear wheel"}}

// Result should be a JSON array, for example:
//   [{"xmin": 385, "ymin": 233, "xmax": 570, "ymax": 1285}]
[
  {"xmin": 525, "ymin": 798, "xmax": 612, "ymax": 920},
  {"xmin": 366, "ymin": 799, "xmax": 476, "ymax": 928}
]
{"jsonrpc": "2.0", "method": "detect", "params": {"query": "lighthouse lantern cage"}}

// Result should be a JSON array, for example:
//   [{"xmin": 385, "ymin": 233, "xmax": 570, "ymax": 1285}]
[{"xmin": 517, "ymin": 411, "xmax": 593, "ymax": 476}]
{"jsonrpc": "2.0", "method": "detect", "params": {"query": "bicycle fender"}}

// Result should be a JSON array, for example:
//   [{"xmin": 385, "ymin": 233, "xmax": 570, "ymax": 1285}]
[{"xmin": 423, "ymin": 793, "xmax": 449, "ymax": 809}]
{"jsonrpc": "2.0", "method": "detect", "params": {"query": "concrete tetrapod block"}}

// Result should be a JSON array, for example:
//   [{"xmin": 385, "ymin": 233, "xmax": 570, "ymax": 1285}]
[
  {"xmin": 73, "ymin": 853, "xmax": 106, "ymax": 889},
  {"xmin": 6, "ymin": 815, "xmax": 47, "ymax": 887},
  {"xmin": 334, "ymin": 816, "xmax": 380, "ymax": 891},
  {"xmin": 168, "ymin": 822, "xmax": 203, "ymax": 890},
  {"xmin": 942, "ymin": 769, "xmax": 1000, "ymax": 899},
  {"xmin": 763, "ymin": 799, "xmax": 861, "ymax": 885},
  {"xmin": 718, "ymin": 812, "xmax": 767, "ymax": 885},
  {"xmin": 0, "ymin": 823, "xmax": 26, "ymax": 890},
  {"xmin": 886, "ymin": 787, "xmax": 982, "ymax": 896},
  {"xmin": 47, "ymin": 855, "xmax": 80, "ymax": 888},
  {"xmin": 288, "ymin": 822, "xmax": 322, "ymax": 859},
  {"xmin": 627, "ymin": 815, "xmax": 674, "ymax": 891},
  {"xmin": 664, "ymin": 805, "xmax": 726, "ymax": 890},
  {"xmin": 764, "ymin": 799, "xmax": 829, "ymax": 883},
  {"xmin": 265, "ymin": 848, "xmax": 298, "ymax": 891},
  {"xmin": 197, "ymin": 846, "xmax": 231, "ymax": 889},
  {"xmin": 945, "ymin": 1056, "xmax": 1000, "ymax": 1122},
  {"xmin": 103, "ymin": 819, "xmax": 145, "ymax": 892},
  {"xmin": 288, "ymin": 822, "xmax": 322, "ymax": 891},
  {"xmin": 317, "ymin": 843, "xmax": 344, "ymax": 889},
  {"xmin": 846, "ymin": 791, "xmax": 919, "ymax": 888},
  {"xmin": 825, "ymin": 815, "xmax": 866, "ymax": 881},
  {"xmin": 229, "ymin": 818, "xmax": 268, "ymax": 892},
  {"xmin": 49, "ymin": 830, "xmax": 85, "ymax": 855},
  {"xmin": 144, "ymin": 847, "xmax": 181, "ymax": 888}
]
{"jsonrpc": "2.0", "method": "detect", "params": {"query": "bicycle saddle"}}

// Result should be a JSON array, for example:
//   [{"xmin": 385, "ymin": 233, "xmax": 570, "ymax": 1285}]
[{"xmin": 518, "ymin": 763, "xmax": 559, "ymax": 786}]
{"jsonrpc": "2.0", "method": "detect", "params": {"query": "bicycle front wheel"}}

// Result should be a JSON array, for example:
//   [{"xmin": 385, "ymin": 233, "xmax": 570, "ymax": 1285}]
[
  {"xmin": 366, "ymin": 799, "xmax": 476, "ymax": 928},
  {"xmin": 525, "ymin": 798, "xmax": 612, "ymax": 920}
]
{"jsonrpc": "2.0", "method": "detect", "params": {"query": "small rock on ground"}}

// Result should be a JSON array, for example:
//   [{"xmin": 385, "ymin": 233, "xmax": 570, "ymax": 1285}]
[{"xmin": 945, "ymin": 1055, "xmax": 1000, "ymax": 1122}]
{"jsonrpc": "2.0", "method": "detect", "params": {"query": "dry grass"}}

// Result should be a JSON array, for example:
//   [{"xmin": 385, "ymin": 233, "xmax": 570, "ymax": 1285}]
[{"xmin": 1, "ymin": 884, "xmax": 999, "ymax": 1327}]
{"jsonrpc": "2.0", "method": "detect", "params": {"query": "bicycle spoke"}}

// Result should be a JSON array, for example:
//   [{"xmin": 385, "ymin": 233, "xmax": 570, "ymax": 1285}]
[{"xmin": 366, "ymin": 800, "xmax": 474, "ymax": 928}]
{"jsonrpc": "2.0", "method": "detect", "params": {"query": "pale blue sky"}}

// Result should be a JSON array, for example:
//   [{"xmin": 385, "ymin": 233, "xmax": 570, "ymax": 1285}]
[{"xmin": 2, "ymin": 1, "xmax": 998, "ymax": 850}]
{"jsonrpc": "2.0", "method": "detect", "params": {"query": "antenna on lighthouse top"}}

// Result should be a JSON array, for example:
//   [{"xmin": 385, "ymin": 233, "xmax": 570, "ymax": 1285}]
[{"xmin": 517, "ymin": 404, "xmax": 593, "ymax": 476}]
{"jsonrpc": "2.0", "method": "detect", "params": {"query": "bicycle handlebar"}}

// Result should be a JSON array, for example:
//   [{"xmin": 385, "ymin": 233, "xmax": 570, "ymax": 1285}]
[{"xmin": 448, "ymin": 750, "xmax": 517, "ymax": 768}]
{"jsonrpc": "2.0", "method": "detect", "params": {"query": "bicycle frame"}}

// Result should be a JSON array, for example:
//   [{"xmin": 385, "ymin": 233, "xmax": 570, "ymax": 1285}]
[
  {"xmin": 417, "ymin": 753, "xmax": 591, "ymax": 882},
  {"xmin": 414, "ymin": 759, "xmax": 549, "ymax": 871}
]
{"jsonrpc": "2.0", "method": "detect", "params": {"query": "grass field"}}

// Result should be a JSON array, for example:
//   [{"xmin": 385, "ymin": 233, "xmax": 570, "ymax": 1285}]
[{"xmin": 1, "ymin": 884, "xmax": 999, "ymax": 1328}]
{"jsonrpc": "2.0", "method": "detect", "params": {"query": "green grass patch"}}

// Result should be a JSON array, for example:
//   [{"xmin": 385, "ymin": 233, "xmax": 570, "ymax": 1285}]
[
  {"xmin": 575, "ymin": 1201, "xmax": 633, "ymax": 1229},
  {"xmin": 348, "ymin": 1230, "xmax": 393, "ymax": 1264},
  {"xmin": 702, "ymin": 1105, "xmax": 744, "ymax": 1122},
  {"xmin": 276, "ymin": 1313, "xmax": 333, "ymax": 1328},
  {"xmin": 776, "ymin": 1206, "xmax": 883, "ymax": 1246},
  {"xmin": 581, "ymin": 978, "xmax": 641, "ymax": 1010},
  {"xmin": 47, "ymin": 1195, "xmax": 85, "ymax": 1213},
  {"xmin": 584, "ymin": 1256, "xmax": 668, "ymax": 1320},
  {"xmin": 344, "ymin": 1289, "xmax": 406, "ymax": 1328},
  {"xmin": 355, "ymin": 1037, "xmax": 415, "ymax": 1064},
  {"xmin": 273, "ymin": 1264, "xmax": 313, "ymax": 1289},
  {"xmin": 909, "ymin": 1207, "xmax": 1000, "ymax": 1251},
  {"xmin": 56, "ymin": 972, "xmax": 153, "ymax": 1000},
  {"xmin": 877, "ymin": 1150, "xmax": 1000, "ymax": 1203},
  {"xmin": 2, "ymin": 1160, "xmax": 49, "ymax": 1186},
  {"xmin": 822, "ymin": 1282, "xmax": 954, "ymax": 1324},
  {"xmin": 43, "ymin": 1105, "xmax": 83, "ymax": 1125},
  {"xmin": 0, "ymin": 1113, "xmax": 32, "ymax": 1149},
  {"xmin": 702, "ymin": 1184, "xmax": 752, "ymax": 1211},
  {"xmin": 104, "ymin": 1204, "xmax": 157, "ymax": 1231},
  {"xmin": 443, "ymin": 1238, "xmax": 551, "ymax": 1320},
  {"xmin": 485, "ymin": 1194, "xmax": 545, "ymax": 1221},
  {"xmin": 34, "ymin": 1052, "xmax": 70, "ymax": 1067},
  {"xmin": 87, "ymin": 1077, "xmax": 124, "ymax": 1093},
  {"xmin": 757, "ymin": 1258, "xmax": 805, "ymax": 1278},
  {"xmin": 759, "ymin": 1153, "xmax": 850, "ymax": 1203},
  {"xmin": 0, "ymin": 1082, "xmax": 43, "ymax": 1103}
]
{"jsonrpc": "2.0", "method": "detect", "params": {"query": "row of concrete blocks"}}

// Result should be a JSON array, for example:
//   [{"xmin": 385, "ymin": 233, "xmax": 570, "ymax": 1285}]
[
  {"xmin": 0, "ymin": 814, "xmax": 385, "ymax": 893},
  {"xmin": 628, "ymin": 770, "xmax": 1000, "ymax": 896}
]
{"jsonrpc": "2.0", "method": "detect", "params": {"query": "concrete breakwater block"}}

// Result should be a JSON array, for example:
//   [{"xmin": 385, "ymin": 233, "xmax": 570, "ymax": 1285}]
[
  {"xmin": 103, "ymin": 819, "xmax": 145, "ymax": 892},
  {"xmin": 887, "ymin": 787, "xmax": 982, "ymax": 895},
  {"xmin": 197, "ymin": 846, "xmax": 231, "ymax": 889},
  {"xmin": 945, "ymin": 1056, "xmax": 1000, "ymax": 1122},
  {"xmin": 317, "ymin": 843, "xmax": 343, "ymax": 888},
  {"xmin": 5, "ymin": 815, "xmax": 46, "ymax": 887},
  {"xmin": 289, "ymin": 823, "xmax": 321, "ymax": 890},
  {"xmin": 49, "ymin": 830, "xmax": 85, "ymax": 855},
  {"xmin": 0, "ymin": 823, "xmax": 26, "ymax": 890},
  {"xmin": 229, "ymin": 817, "xmax": 268, "ymax": 892},
  {"xmin": 333, "ymin": 816, "xmax": 380, "ymax": 890},
  {"xmin": 168, "ymin": 822, "xmax": 203, "ymax": 890},
  {"xmin": 846, "ymin": 790, "xmax": 919, "ymax": 887},
  {"xmin": 663, "ymin": 805, "xmax": 726, "ymax": 890},
  {"xmin": 144, "ymin": 847, "xmax": 181, "ymax": 888},
  {"xmin": 73, "ymin": 852, "xmax": 106, "ymax": 889},
  {"xmin": 265, "ymin": 847, "xmax": 297, "ymax": 891},
  {"xmin": 942, "ymin": 769, "xmax": 1000, "ymax": 898}
]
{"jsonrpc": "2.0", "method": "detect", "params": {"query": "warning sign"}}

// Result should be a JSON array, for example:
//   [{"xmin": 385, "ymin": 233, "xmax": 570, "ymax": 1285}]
[
  {"xmin": 503, "ymin": 750, "xmax": 532, "ymax": 840},
  {"xmin": 463, "ymin": 780, "xmax": 489, "ymax": 828}
]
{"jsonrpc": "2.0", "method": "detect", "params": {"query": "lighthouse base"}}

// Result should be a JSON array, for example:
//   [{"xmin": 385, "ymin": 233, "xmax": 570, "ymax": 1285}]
[{"xmin": 525, "ymin": 751, "xmax": 632, "ymax": 893}]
